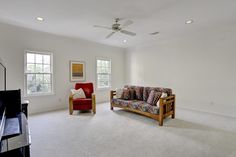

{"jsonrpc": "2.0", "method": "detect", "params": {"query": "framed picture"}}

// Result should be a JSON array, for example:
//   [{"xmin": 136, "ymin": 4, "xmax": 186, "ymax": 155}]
[{"xmin": 70, "ymin": 61, "xmax": 86, "ymax": 82}]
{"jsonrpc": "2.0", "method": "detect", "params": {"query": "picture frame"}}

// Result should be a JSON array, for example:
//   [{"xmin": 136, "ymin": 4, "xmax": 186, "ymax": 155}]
[{"xmin": 70, "ymin": 61, "xmax": 86, "ymax": 82}]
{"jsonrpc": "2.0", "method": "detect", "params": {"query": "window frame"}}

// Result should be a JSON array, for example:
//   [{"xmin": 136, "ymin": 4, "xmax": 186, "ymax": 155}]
[
  {"xmin": 96, "ymin": 57, "xmax": 112, "ymax": 90},
  {"xmin": 24, "ymin": 50, "xmax": 54, "ymax": 97}
]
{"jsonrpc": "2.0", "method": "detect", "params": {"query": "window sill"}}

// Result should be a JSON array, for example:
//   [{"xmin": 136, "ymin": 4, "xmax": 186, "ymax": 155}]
[
  {"xmin": 96, "ymin": 87, "xmax": 111, "ymax": 91},
  {"xmin": 24, "ymin": 92, "xmax": 55, "ymax": 98}
]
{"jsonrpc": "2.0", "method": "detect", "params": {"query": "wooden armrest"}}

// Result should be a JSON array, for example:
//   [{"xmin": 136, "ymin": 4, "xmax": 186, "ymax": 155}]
[
  {"xmin": 110, "ymin": 90, "xmax": 116, "ymax": 100},
  {"xmin": 69, "ymin": 93, "xmax": 74, "ymax": 108},
  {"xmin": 159, "ymin": 95, "xmax": 175, "ymax": 107},
  {"xmin": 158, "ymin": 94, "xmax": 176, "ymax": 125},
  {"xmin": 69, "ymin": 93, "xmax": 74, "ymax": 100},
  {"xmin": 92, "ymin": 93, "xmax": 96, "ymax": 99}
]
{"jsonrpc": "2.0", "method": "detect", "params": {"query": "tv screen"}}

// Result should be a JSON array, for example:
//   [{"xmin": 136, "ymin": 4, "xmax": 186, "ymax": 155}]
[{"xmin": 0, "ymin": 59, "xmax": 6, "ymax": 141}]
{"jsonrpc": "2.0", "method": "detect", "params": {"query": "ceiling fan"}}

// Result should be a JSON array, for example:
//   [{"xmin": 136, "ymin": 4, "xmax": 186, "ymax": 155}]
[{"xmin": 94, "ymin": 18, "xmax": 136, "ymax": 39}]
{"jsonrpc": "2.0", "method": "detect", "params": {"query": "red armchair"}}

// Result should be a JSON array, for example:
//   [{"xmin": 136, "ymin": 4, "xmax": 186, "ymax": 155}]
[{"xmin": 69, "ymin": 83, "xmax": 96, "ymax": 115}]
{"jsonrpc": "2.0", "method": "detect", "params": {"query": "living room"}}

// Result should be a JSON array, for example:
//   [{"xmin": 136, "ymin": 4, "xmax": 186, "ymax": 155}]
[{"xmin": 0, "ymin": 0, "xmax": 236, "ymax": 157}]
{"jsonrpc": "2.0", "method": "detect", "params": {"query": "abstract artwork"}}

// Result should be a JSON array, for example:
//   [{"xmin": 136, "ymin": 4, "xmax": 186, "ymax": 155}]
[{"xmin": 70, "ymin": 61, "xmax": 85, "ymax": 82}]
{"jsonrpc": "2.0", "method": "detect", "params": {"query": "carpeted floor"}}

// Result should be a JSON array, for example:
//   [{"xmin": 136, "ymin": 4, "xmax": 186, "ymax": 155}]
[{"xmin": 29, "ymin": 102, "xmax": 236, "ymax": 157}]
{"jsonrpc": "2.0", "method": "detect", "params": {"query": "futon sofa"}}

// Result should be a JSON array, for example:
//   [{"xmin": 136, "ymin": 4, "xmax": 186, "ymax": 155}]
[{"xmin": 110, "ymin": 85, "xmax": 175, "ymax": 126}]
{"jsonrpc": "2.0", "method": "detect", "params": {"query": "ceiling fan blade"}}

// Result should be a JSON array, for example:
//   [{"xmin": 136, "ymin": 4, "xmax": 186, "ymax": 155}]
[
  {"xmin": 122, "ymin": 20, "xmax": 133, "ymax": 28},
  {"xmin": 106, "ymin": 32, "xmax": 115, "ymax": 39},
  {"xmin": 120, "ymin": 30, "xmax": 136, "ymax": 36},
  {"xmin": 94, "ymin": 25, "xmax": 111, "ymax": 30}
]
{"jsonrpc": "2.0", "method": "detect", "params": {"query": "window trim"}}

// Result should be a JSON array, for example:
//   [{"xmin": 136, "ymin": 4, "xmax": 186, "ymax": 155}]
[
  {"xmin": 24, "ymin": 50, "xmax": 54, "ymax": 97},
  {"xmin": 96, "ymin": 57, "xmax": 112, "ymax": 90}
]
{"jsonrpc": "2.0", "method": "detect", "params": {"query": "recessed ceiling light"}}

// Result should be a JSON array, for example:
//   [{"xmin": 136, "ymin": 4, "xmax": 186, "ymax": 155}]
[
  {"xmin": 150, "ymin": 31, "xmax": 159, "ymax": 35},
  {"xmin": 185, "ymin": 19, "xmax": 193, "ymax": 24},
  {"xmin": 36, "ymin": 17, "xmax": 44, "ymax": 21},
  {"xmin": 123, "ymin": 40, "xmax": 127, "ymax": 43}
]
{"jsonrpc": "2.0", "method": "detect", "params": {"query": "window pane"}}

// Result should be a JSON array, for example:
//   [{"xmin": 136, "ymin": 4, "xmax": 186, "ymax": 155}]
[
  {"xmin": 27, "ymin": 64, "xmax": 35, "ymax": 73},
  {"xmin": 102, "ymin": 61, "xmax": 105, "ymax": 66},
  {"xmin": 35, "ymin": 83, "xmax": 43, "ymax": 92},
  {"xmin": 27, "ymin": 74, "xmax": 36, "ymax": 94},
  {"xmin": 36, "ymin": 54, "xmax": 43, "ymax": 63},
  {"xmin": 97, "ymin": 60, "xmax": 101, "ymax": 67},
  {"xmin": 43, "ymin": 65, "xmax": 51, "ymax": 73},
  {"xmin": 35, "ymin": 64, "xmax": 43, "ymax": 73},
  {"xmin": 97, "ymin": 66, "xmax": 102, "ymax": 73},
  {"xmin": 43, "ymin": 55, "xmax": 50, "ymax": 64},
  {"xmin": 36, "ymin": 74, "xmax": 44, "ymax": 84},
  {"xmin": 27, "ymin": 83, "xmax": 36, "ymax": 94},
  {"xmin": 104, "ymin": 68, "xmax": 109, "ymax": 73},
  {"xmin": 44, "ymin": 74, "xmax": 51, "ymax": 83},
  {"xmin": 27, "ymin": 74, "xmax": 36, "ymax": 84},
  {"xmin": 97, "ymin": 74, "xmax": 110, "ymax": 87},
  {"xmin": 41, "ymin": 84, "xmax": 51, "ymax": 93},
  {"xmin": 97, "ymin": 74, "xmax": 101, "ymax": 80},
  {"xmin": 27, "ymin": 53, "xmax": 35, "ymax": 63},
  {"xmin": 105, "ymin": 61, "xmax": 109, "ymax": 67}
]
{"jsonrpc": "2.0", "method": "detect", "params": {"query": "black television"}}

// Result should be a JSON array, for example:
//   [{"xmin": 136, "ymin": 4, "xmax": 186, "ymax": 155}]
[
  {"xmin": 0, "ymin": 58, "xmax": 6, "ymax": 140},
  {"xmin": 0, "ymin": 58, "xmax": 6, "ymax": 91}
]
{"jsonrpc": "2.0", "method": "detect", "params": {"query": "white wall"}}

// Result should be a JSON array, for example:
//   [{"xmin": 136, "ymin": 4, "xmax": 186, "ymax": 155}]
[
  {"xmin": 0, "ymin": 22, "xmax": 125, "ymax": 114},
  {"xmin": 126, "ymin": 24, "xmax": 236, "ymax": 117}
]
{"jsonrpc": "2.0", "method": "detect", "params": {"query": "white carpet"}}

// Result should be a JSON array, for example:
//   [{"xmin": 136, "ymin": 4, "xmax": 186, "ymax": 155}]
[{"xmin": 29, "ymin": 102, "xmax": 236, "ymax": 157}]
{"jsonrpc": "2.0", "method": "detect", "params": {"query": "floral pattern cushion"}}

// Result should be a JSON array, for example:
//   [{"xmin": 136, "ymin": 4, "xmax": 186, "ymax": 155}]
[
  {"xmin": 143, "ymin": 87, "xmax": 151, "ymax": 101},
  {"xmin": 128, "ymin": 100, "xmax": 145, "ymax": 109},
  {"xmin": 111, "ymin": 98, "xmax": 132, "ymax": 107},
  {"xmin": 152, "ymin": 91, "xmax": 162, "ymax": 106},
  {"xmin": 122, "ymin": 88, "xmax": 130, "ymax": 100},
  {"xmin": 129, "ymin": 88, "xmax": 135, "ymax": 100},
  {"xmin": 134, "ymin": 86, "xmax": 143, "ymax": 100},
  {"xmin": 147, "ymin": 90, "xmax": 155, "ymax": 104},
  {"xmin": 143, "ymin": 87, "xmax": 172, "ymax": 101},
  {"xmin": 147, "ymin": 90, "xmax": 162, "ymax": 106},
  {"xmin": 138, "ymin": 103, "xmax": 159, "ymax": 114},
  {"xmin": 124, "ymin": 85, "xmax": 144, "ymax": 101},
  {"xmin": 111, "ymin": 99, "xmax": 160, "ymax": 115}
]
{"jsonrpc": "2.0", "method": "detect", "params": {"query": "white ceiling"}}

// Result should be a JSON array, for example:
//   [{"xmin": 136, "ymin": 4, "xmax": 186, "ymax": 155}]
[{"xmin": 0, "ymin": 0, "xmax": 235, "ymax": 48}]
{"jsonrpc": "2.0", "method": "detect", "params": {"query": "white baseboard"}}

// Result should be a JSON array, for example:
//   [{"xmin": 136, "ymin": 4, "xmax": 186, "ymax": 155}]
[
  {"xmin": 28, "ymin": 102, "xmax": 107, "ymax": 116},
  {"xmin": 29, "ymin": 105, "xmax": 67, "ymax": 115}
]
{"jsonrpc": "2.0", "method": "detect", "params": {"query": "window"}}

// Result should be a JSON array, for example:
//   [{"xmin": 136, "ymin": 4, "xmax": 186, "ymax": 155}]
[
  {"xmin": 24, "ymin": 51, "xmax": 53, "ymax": 96},
  {"xmin": 96, "ymin": 58, "xmax": 111, "ymax": 89}
]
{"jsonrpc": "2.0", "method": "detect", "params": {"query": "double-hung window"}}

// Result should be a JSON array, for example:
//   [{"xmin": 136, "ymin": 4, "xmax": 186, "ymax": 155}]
[
  {"xmin": 24, "ymin": 51, "xmax": 53, "ymax": 96},
  {"xmin": 96, "ymin": 58, "xmax": 111, "ymax": 89}
]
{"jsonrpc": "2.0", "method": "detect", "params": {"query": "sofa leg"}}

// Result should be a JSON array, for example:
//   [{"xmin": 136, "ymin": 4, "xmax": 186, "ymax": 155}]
[
  {"xmin": 172, "ymin": 95, "xmax": 176, "ymax": 119},
  {"xmin": 159, "ymin": 118, "xmax": 163, "ymax": 126},
  {"xmin": 172, "ymin": 112, "xmax": 175, "ymax": 119}
]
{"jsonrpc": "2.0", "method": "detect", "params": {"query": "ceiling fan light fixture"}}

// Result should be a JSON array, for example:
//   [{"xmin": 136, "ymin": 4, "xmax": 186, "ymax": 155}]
[
  {"xmin": 123, "ymin": 40, "xmax": 127, "ymax": 43},
  {"xmin": 94, "ymin": 18, "xmax": 136, "ymax": 39},
  {"xmin": 185, "ymin": 19, "xmax": 194, "ymax": 24}
]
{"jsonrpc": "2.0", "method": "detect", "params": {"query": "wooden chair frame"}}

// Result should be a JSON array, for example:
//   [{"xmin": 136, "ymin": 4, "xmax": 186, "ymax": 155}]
[
  {"xmin": 69, "ymin": 93, "xmax": 96, "ymax": 115},
  {"xmin": 110, "ymin": 90, "xmax": 175, "ymax": 126}
]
